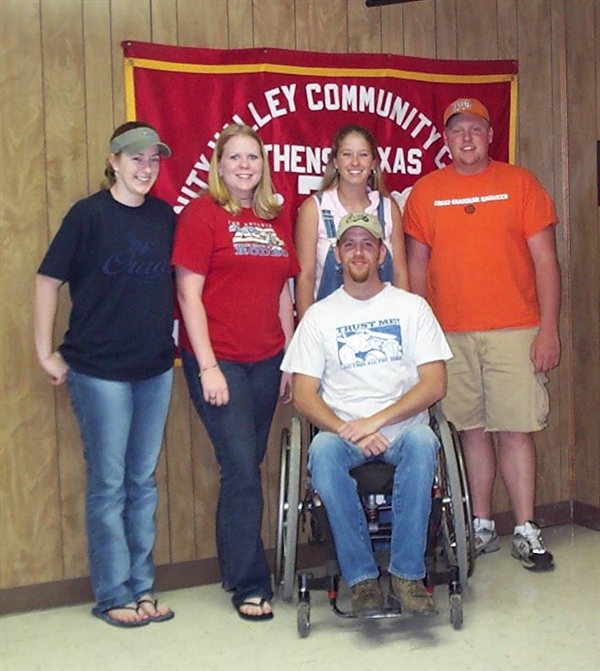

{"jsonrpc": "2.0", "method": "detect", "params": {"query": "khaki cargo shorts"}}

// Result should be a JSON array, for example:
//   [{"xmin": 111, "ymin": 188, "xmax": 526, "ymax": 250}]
[{"xmin": 442, "ymin": 328, "xmax": 550, "ymax": 433}]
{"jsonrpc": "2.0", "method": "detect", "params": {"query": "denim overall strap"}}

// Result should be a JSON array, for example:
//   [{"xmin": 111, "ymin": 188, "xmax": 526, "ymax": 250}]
[
  {"xmin": 315, "ymin": 193, "xmax": 343, "ymax": 301},
  {"xmin": 377, "ymin": 196, "xmax": 394, "ymax": 283}
]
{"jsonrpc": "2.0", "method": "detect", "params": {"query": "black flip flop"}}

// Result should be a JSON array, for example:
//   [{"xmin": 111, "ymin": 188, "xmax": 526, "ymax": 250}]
[
  {"xmin": 92, "ymin": 605, "xmax": 150, "ymax": 628},
  {"xmin": 235, "ymin": 598, "xmax": 274, "ymax": 622}
]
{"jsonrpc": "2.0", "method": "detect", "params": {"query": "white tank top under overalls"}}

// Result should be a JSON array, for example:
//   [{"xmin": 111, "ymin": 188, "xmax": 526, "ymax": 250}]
[{"xmin": 313, "ymin": 189, "xmax": 395, "ymax": 301}]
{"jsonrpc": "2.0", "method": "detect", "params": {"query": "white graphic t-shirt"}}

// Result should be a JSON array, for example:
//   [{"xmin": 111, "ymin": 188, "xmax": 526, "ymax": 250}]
[{"xmin": 282, "ymin": 284, "xmax": 453, "ymax": 443}]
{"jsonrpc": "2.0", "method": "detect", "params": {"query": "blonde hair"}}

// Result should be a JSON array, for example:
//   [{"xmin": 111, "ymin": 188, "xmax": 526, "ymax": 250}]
[
  {"xmin": 208, "ymin": 124, "xmax": 282, "ymax": 220},
  {"xmin": 320, "ymin": 124, "xmax": 389, "ymax": 196}
]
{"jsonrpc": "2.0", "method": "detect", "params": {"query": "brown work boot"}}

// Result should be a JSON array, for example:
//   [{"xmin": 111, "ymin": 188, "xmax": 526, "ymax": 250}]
[
  {"xmin": 351, "ymin": 578, "xmax": 385, "ymax": 616},
  {"xmin": 389, "ymin": 575, "xmax": 438, "ymax": 616}
]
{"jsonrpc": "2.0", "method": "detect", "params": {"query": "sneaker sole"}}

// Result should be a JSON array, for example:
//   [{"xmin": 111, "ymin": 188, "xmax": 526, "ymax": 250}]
[
  {"xmin": 510, "ymin": 547, "xmax": 555, "ymax": 571},
  {"xmin": 475, "ymin": 536, "xmax": 501, "ymax": 556}
]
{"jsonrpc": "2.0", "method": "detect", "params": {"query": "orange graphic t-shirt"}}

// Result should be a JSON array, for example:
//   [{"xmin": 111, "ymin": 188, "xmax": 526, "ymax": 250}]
[{"xmin": 403, "ymin": 160, "xmax": 558, "ymax": 333}]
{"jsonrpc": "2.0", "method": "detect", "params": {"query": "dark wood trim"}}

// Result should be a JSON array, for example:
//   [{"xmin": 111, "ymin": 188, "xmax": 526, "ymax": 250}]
[
  {"xmin": 493, "ymin": 500, "xmax": 573, "ymax": 536},
  {"xmin": 0, "ymin": 576, "xmax": 94, "ymax": 616},
  {"xmin": 1, "ymin": 503, "xmax": 597, "ymax": 616},
  {"xmin": 573, "ymin": 500, "xmax": 600, "ymax": 531},
  {"xmin": 0, "ymin": 544, "xmax": 325, "ymax": 616}
]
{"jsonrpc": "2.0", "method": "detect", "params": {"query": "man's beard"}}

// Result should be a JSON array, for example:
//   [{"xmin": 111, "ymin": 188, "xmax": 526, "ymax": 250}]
[{"xmin": 347, "ymin": 263, "xmax": 370, "ymax": 284}]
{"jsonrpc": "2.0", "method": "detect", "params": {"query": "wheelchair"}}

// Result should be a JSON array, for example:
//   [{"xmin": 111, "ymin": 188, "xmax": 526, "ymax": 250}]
[{"xmin": 274, "ymin": 403, "xmax": 476, "ymax": 637}]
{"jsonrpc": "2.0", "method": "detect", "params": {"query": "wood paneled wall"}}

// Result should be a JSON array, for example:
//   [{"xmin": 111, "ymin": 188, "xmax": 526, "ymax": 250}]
[{"xmin": 1, "ymin": 0, "xmax": 598, "ymax": 601}]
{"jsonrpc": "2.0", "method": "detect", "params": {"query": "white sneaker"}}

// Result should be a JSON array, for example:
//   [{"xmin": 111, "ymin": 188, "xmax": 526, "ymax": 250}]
[
  {"xmin": 473, "ymin": 517, "xmax": 500, "ymax": 556},
  {"xmin": 511, "ymin": 521, "xmax": 554, "ymax": 571}
]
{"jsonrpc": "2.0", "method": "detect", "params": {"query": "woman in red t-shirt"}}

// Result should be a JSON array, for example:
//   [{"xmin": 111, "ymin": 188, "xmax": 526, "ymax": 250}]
[{"xmin": 173, "ymin": 124, "xmax": 298, "ymax": 621}]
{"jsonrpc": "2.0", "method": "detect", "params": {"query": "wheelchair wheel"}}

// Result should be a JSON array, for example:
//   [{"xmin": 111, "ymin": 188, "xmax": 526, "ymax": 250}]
[
  {"xmin": 275, "ymin": 416, "xmax": 302, "ymax": 601},
  {"xmin": 449, "ymin": 421, "xmax": 476, "ymax": 578},
  {"xmin": 297, "ymin": 601, "xmax": 311, "ymax": 638},
  {"xmin": 431, "ymin": 403, "xmax": 474, "ymax": 587}
]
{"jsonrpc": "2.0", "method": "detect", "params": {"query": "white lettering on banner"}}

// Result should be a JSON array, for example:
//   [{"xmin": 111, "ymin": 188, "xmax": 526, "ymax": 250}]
[
  {"xmin": 246, "ymin": 84, "xmax": 298, "ymax": 128},
  {"xmin": 207, "ymin": 117, "xmax": 246, "ymax": 149},
  {"xmin": 390, "ymin": 188, "xmax": 412, "ymax": 215},
  {"xmin": 298, "ymin": 175, "xmax": 324, "ymax": 195},
  {"xmin": 305, "ymin": 83, "xmax": 323, "ymax": 110},
  {"xmin": 303, "ymin": 83, "xmax": 440, "ymax": 149},
  {"xmin": 247, "ymin": 102, "xmax": 271, "ymax": 128},
  {"xmin": 173, "ymin": 86, "xmax": 451, "ymax": 213},
  {"xmin": 264, "ymin": 144, "xmax": 423, "ymax": 177},
  {"xmin": 423, "ymin": 125, "xmax": 442, "ymax": 150},
  {"xmin": 435, "ymin": 145, "xmax": 451, "ymax": 168},
  {"xmin": 265, "ymin": 144, "xmax": 331, "ymax": 174},
  {"xmin": 378, "ymin": 147, "xmax": 422, "ymax": 175},
  {"xmin": 174, "ymin": 155, "xmax": 211, "ymax": 213}
]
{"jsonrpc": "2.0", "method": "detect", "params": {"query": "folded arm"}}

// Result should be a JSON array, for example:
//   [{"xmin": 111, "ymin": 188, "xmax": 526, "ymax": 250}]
[
  {"xmin": 336, "ymin": 360, "xmax": 447, "ymax": 445},
  {"xmin": 292, "ymin": 360, "xmax": 447, "ymax": 457}
]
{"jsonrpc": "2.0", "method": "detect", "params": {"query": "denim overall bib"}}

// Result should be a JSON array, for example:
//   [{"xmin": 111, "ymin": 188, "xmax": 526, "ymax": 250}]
[{"xmin": 315, "ymin": 193, "xmax": 394, "ymax": 301}]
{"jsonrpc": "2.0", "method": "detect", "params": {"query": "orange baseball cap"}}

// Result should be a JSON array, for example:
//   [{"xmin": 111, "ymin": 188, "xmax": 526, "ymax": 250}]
[{"xmin": 443, "ymin": 98, "xmax": 490, "ymax": 126}]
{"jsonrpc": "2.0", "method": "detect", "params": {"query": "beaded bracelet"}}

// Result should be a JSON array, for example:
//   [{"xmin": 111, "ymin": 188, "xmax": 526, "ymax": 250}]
[{"xmin": 198, "ymin": 364, "xmax": 219, "ymax": 378}]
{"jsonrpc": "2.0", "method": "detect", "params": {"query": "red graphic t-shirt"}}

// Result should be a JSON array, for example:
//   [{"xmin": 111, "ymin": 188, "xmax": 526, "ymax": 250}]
[{"xmin": 172, "ymin": 194, "xmax": 299, "ymax": 362}]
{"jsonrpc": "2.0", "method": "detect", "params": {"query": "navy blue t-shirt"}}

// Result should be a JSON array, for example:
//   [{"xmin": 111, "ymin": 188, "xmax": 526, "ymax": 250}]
[{"xmin": 38, "ymin": 190, "xmax": 176, "ymax": 381}]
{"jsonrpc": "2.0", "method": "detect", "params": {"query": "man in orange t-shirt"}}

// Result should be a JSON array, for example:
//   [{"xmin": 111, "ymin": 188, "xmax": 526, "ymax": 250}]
[{"xmin": 404, "ymin": 98, "xmax": 561, "ymax": 572}]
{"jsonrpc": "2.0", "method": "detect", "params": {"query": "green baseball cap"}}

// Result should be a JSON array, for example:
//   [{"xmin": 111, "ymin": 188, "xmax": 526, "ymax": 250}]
[
  {"xmin": 109, "ymin": 127, "xmax": 171, "ymax": 157},
  {"xmin": 336, "ymin": 212, "xmax": 383, "ymax": 241}
]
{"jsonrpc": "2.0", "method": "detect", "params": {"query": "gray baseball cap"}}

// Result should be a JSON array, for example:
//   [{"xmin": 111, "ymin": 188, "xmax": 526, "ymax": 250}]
[{"xmin": 109, "ymin": 127, "xmax": 171, "ymax": 157}]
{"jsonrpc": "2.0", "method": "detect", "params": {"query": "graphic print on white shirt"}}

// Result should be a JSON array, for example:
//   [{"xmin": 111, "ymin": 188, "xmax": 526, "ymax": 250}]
[{"xmin": 337, "ymin": 319, "xmax": 403, "ymax": 368}]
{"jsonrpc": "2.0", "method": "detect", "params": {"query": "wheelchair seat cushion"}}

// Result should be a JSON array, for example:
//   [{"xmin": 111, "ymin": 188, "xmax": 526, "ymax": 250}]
[{"xmin": 349, "ymin": 462, "xmax": 395, "ymax": 495}]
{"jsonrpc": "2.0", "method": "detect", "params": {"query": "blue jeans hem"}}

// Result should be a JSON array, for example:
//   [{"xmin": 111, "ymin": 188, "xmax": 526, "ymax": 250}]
[
  {"xmin": 346, "ymin": 572, "xmax": 380, "ymax": 588},
  {"xmin": 388, "ymin": 568, "xmax": 426, "ymax": 581}
]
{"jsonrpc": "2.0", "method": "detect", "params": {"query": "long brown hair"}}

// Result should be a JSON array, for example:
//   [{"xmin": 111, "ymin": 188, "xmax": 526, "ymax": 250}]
[{"xmin": 320, "ymin": 124, "xmax": 389, "ymax": 196}]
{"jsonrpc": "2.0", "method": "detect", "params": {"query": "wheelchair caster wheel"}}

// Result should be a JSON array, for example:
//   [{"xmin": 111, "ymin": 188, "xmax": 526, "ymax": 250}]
[
  {"xmin": 297, "ymin": 601, "xmax": 311, "ymax": 638},
  {"xmin": 449, "ymin": 593, "xmax": 463, "ymax": 630}
]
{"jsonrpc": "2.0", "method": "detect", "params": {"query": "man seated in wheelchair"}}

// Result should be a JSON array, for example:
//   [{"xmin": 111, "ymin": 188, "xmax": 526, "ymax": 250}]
[{"xmin": 282, "ymin": 212, "xmax": 453, "ymax": 617}]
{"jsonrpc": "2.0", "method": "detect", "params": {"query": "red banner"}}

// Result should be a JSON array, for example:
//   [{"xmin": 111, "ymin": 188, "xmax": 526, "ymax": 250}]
[{"xmin": 123, "ymin": 41, "xmax": 518, "ymax": 218}]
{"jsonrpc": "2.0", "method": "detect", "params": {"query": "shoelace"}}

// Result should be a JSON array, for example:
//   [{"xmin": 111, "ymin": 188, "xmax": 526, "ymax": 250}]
[{"xmin": 522, "ymin": 525, "xmax": 547, "ymax": 553}]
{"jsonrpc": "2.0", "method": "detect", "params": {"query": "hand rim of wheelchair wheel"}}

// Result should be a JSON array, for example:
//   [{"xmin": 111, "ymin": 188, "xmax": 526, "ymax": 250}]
[
  {"xmin": 430, "ymin": 403, "xmax": 472, "ymax": 588},
  {"xmin": 274, "ymin": 427, "xmax": 290, "ymax": 590},
  {"xmin": 449, "ymin": 421, "xmax": 476, "ymax": 578},
  {"xmin": 275, "ymin": 416, "xmax": 302, "ymax": 602}
]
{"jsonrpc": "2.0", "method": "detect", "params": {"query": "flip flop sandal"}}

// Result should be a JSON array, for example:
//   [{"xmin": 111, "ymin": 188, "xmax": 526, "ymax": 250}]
[
  {"xmin": 235, "ymin": 598, "xmax": 274, "ymax": 622},
  {"xmin": 136, "ymin": 597, "xmax": 175, "ymax": 622},
  {"xmin": 92, "ymin": 605, "xmax": 150, "ymax": 628}
]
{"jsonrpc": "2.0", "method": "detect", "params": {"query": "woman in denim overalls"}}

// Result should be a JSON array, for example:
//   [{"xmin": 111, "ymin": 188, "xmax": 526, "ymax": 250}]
[{"xmin": 295, "ymin": 124, "xmax": 410, "ymax": 318}]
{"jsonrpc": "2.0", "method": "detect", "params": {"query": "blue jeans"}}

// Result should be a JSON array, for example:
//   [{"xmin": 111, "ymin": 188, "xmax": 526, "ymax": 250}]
[
  {"xmin": 308, "ymin": 424, "xmax": 439, "ymax": 586},
  {"xmin": 181, "ymin": 349, "xmax": 283, "ymax": 605},
  {"xmin": 67, "ymin": 367, "xmax": 173, "ymax": 611}
]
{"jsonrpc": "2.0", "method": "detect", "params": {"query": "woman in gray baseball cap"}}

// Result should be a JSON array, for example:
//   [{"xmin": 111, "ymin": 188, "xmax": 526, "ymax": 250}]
[{"xmin": 35, "ymin": 121, "xmax": 176, "ymax": 628}]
